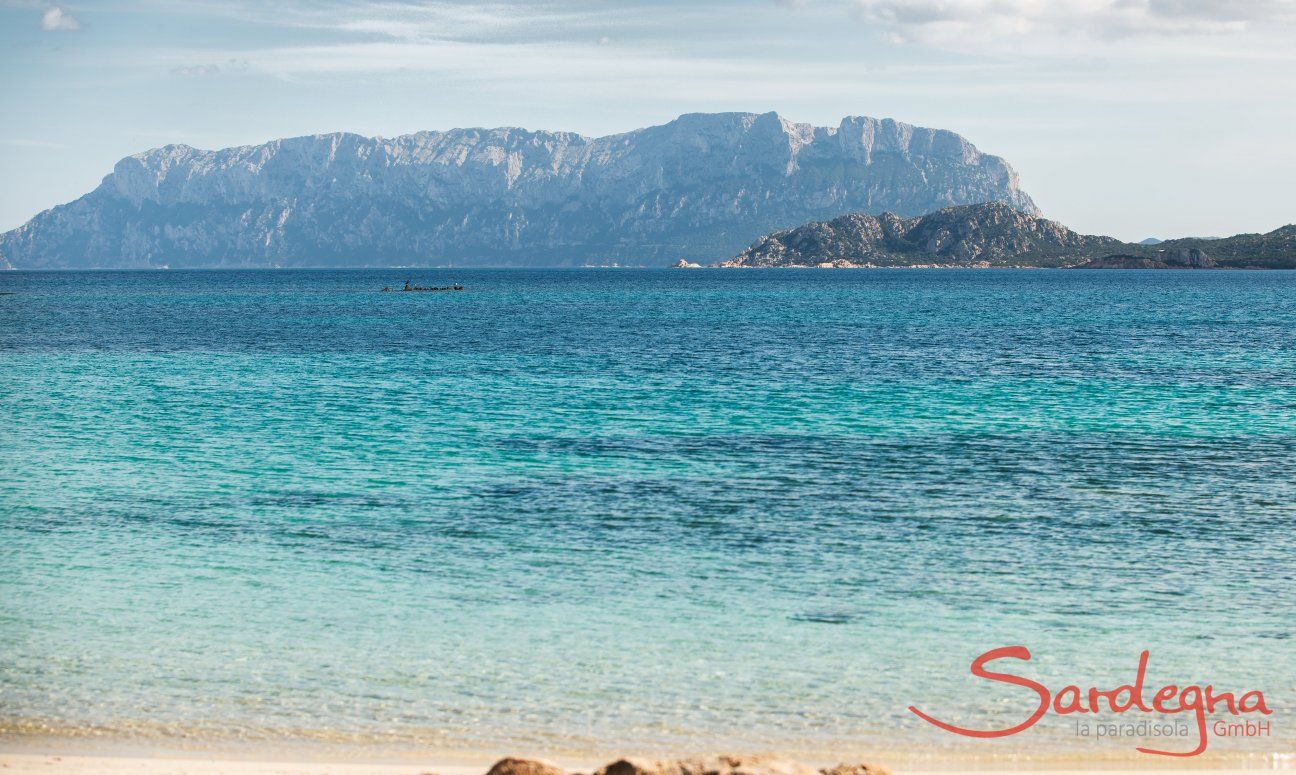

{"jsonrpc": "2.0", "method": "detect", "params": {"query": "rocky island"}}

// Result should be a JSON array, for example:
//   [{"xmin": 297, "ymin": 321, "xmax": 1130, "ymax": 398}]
[
  {"xmin": 0, "ymin": 112, "xmax": 1036, "ymax": 270},
  {"xmin": 720, "ymin": 203, "xmax": 1296, "ymax": 269}
]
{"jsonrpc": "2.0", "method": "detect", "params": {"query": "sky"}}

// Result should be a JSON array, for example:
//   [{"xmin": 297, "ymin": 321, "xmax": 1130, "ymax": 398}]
[{"xmin": 2, "ymin": 0, "xmax": 1294, "ymax": 241}]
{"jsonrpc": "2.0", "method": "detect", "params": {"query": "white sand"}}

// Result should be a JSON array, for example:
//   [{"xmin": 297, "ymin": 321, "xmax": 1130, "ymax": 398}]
[
  {"xmin": 0, "ymin": 755, "xmax": 1282, "ymax": 775},
  {"xmin": 0, "ymin": 752, "xmax": 487, "ymax": 774}
]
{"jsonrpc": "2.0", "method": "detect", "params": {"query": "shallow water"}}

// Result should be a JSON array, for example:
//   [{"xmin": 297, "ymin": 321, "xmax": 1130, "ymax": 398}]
[{"xmin": 1, "ymin": 269, "xmax": 1293, "ymax": 761}]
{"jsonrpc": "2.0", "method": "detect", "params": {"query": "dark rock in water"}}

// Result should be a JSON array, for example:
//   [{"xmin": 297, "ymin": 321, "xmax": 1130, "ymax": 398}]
[
  {"xmin": 790, "ymin": 611, "xmax": 855, "ymax": 624},
  {"xmin": 487, "ymin": 758, "xmax": 568, "ymax": 775}
]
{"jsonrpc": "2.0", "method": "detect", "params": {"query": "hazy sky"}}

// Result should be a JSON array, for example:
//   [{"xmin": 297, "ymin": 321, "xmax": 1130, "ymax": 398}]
[{"xmin": 2, "ymin": 0, "xmax": 1294, "ymax": 241}]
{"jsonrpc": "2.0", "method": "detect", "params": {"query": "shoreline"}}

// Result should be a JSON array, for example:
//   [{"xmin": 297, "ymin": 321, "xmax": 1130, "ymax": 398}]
[
  {"xmin": 0, "ymin": 753, "xmax": 1289, "ymax": 775},
  {"xmin": 2, "ymin": 737, "xmax": 1291, "ymax": 774}
]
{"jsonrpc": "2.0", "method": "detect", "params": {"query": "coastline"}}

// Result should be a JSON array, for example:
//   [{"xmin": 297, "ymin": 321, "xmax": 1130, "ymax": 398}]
[
  {"xmin": 2, "ymin": 735, "xmax": 1291, "ymax": 774},
  {"xmin": 1, "ymin": 750, "xmax": 1289, "ymax": 775}
]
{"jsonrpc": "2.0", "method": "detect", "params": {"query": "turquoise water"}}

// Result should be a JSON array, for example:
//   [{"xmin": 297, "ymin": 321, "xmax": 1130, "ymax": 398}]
[{"xmin": 1, "ymin": 269, "xmax": 1293, "ymax": 761}]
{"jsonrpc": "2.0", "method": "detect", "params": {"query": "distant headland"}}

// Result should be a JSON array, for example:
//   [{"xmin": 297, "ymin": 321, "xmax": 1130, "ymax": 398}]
[{"xmin": 718, "ymin": 202, "xmax": 1296, "ymax": 269}]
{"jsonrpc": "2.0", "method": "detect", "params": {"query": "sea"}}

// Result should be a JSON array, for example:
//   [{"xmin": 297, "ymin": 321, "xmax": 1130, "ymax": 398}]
[{"xmin": 1, "ymin": 269, "xmax": 1293, "ymax": 764}]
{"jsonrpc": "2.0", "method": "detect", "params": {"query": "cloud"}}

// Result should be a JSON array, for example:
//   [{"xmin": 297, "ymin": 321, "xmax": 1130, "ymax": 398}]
[
  {"xmin": 40, "ymin": 5, "xmax": 80, "ymax": 31},
  {"xmin": 170, "ymin": 58, "xmax": 250, "ymax": 77},
  {"xmin": 0, "ymin": 138, "xmax": 68, "ymax": 149},
  {"xmin": 211, "ymin": 1, "xmax": 666, "ymax": 44},
  {"xmin": 852, "ymin": 0, "xmax": 1296, "ymax": 45},
  {"xmin": 152, "ymin": 36, "xmax": 1016, "ymax": 105},
  {"xmin": 144, "ymin": 0, "xmax": 1296, "ymax": 99}
]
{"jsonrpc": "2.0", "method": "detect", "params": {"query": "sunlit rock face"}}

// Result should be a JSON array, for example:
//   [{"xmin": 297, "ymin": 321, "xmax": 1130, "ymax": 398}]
[{"xmin": 0, "ymin": 112, "xmax": 1037, "ymax": 268}]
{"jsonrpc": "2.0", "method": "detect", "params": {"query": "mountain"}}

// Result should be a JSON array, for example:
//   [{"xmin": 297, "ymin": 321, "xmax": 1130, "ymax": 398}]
[
  {"xmin": 721, "ymin": 202, "xmax": 1122, "ymax": 267},
  {"xmin": 1138, "ymin": 237, "xmax": 1163, "ymax": 245},
  {"xmin": 722, "ymin": 204, "xmax": 1296, "ymax": 268},
  {"xmin": 0, "ymin": 112, "xmax": 1037, "ymax": 270}
]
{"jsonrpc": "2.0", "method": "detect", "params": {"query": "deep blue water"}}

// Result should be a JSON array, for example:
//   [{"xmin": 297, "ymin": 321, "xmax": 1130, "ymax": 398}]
[{"xmin": 1, "ymin": 269, "xmax": 1293, "ymax": 761}]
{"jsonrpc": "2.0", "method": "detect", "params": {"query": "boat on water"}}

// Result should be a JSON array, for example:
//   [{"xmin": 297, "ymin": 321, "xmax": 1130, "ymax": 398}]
[{"xmin": 382, "ymin": 280, "xmax": 465, "ymax": 292}]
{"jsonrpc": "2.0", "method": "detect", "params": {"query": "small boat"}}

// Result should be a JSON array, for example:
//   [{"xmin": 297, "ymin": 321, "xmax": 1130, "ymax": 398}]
[{"xmin": 383, "ymin": 281, "xmax": 465, "ymax": 292}]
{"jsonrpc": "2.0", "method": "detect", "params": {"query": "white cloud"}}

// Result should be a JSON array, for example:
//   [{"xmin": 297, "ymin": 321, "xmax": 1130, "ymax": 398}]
[
  {"xmin": 40, "ymin": 5, "xmax": 81, "ymax": 31},
  {"xmin": 144, "ymin": 0, "xmax": 1295, "ymax": 101},
  {"xmin": 852, "ymin": 0, "xmax": 1296, "ymax": 45},
  {"xmin": 170, "ymin": 58, "xmax": 250, "ymax": 77},
  {"xmin": 0, "ymin": 138, "xmax": 68, "ymax": 149},
  {"xmin": 202, "ymin": 1, "xmax": 671, "ymax": 44}
]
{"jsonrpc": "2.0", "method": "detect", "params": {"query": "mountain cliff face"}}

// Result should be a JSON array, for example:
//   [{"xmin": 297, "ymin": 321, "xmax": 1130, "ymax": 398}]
[
  {"xmin": 722, "ymin": 203, "xmax": 1123, "ymax": 267},
  {"xmin": 0, "ymin": 112, "xmax": 1037, "ymax": 269}
]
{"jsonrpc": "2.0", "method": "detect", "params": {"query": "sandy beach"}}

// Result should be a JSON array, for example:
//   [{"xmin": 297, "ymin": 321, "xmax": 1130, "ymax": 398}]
[
  {"xmin": 0, "ymin": 753, "xmax": 440, "ymax": 774},
  {"xmin": 0, "ymin": 756, "xmax": 1286, "ymax": 775},
  {"xmin": 2, "ymin": 741, "xmax": 1291, "ymax": 775}
]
